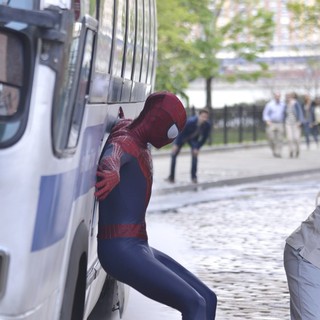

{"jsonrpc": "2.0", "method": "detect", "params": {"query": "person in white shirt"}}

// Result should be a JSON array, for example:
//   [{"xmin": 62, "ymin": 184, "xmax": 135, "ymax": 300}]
[
  {"xmin": 284, "ymin": 204, "xmax": 320, "ymax": 319},
  {"xmin": 262, "ymin": 92, "xmax": 286, "ymax": 157}
]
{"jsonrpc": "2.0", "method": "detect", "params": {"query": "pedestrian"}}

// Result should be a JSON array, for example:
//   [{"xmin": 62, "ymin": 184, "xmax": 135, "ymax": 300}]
[
  {"xmin": 284, "ymin": 203, "xmax": 320, "ymax": 320},
  {"xmin": 302, "ymin": 94, "xmax": 318, "ymax": 149},
  {"xmin": 314, "ymin": 96, "xmax": 320, "ymax": 135},
  {"xmin": 95, "ymin": 91, "xmax": 217, "ymax": 320},
  {"xmin": 167, "ymin": 108, "xmax": 211, "ymax": 184},
  {"xmin": 284, "ymin": 92, "xmax": 304, "ymax": 158},
  {"xmin": 262, "ymin": 92, "xmax": 286, "ymax": 157}
]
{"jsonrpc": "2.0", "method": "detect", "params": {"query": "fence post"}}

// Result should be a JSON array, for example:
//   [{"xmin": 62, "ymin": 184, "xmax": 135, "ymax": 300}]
[
  {"xmin": 253, "ymin": 105, "xmax": 257, "ymax": 141},
  {"xmin": 223, "ymin": 106, "xmax": 228, "ymax": 144},
  {"xmin": 208, "ymin": 107, "xmax": 214, "ymax": 145},
  {"xmin": 238, "ymin": 105, "xmax": 243, "ymax": 143}
]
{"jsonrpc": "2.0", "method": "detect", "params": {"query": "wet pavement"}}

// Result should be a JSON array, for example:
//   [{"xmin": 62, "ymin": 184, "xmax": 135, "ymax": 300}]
[
  {"xmin": 122, "ymin": 143, "xmax": 320, "ymax": 320},
  {"xmin": 151, "ymin": 142, "xmax": 320, "ymax": 196}
]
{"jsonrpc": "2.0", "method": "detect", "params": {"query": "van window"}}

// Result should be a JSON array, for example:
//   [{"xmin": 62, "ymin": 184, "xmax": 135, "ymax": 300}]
[
  {"xmin": 52, "ymin": 21, "xmax": 82, "ymax": 154},
  {"xmin": 133, "ymin": 0, "xmax": 143, "ymax": 82},
  {"xmin": 147, "ymin": 0, "xmax": 156, "ymax": 85},
  {"xmin": 140, "ymin": 0, "xmax": 150, "ymax": 83},
  {"xmin": 112, "ymin": 0, "xmax": 126, "ymax": 77},
  {"xmin": 123, "ymin": 0, "xmax": 135, "ymax": 80},
  {"xmin": 67, "ymin": 30, "xmax": 95, "ymax": 148}
]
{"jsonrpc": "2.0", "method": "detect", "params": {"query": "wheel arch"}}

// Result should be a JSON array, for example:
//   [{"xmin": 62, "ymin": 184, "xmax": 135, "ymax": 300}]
[{"xmin": 60, "ymin": 222, "xmax": 88, "ymax": 320}]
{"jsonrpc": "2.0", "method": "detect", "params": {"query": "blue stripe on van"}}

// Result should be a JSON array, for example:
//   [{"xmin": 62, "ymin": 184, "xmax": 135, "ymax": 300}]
[{"xmin": 31, "ymin": 124, "xmax": 104, "ymax": 251}]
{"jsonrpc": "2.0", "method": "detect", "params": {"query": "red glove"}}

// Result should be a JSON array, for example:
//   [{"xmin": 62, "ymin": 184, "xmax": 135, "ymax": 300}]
[
  {"xmin": 95, "ymin": 143, "xmax": 122, "ymax": 200},
  {"xmin": 95, "ymin": 168, "xmax": 120, "ymax": 200}
]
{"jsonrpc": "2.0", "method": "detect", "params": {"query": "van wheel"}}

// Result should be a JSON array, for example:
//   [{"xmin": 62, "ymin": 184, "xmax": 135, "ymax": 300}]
[
  {"xmin": 60, "ymin": 223, "xmax": 88, "ymax": 320},
  {"xmin": 87, "ymin": 275, "xmax": 120, "ymax": 320}
]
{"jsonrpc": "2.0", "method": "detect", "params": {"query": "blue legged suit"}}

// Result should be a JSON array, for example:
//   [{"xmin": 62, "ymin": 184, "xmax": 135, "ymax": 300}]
[{"xmin": 96, "ymin": 119, "xmax": 217, "ymax": 320}]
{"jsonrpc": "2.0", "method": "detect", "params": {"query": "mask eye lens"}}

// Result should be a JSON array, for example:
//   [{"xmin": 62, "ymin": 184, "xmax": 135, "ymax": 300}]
[{"xmin": 167, "ymin": 124, "xmax": 179, "ymax": 139}]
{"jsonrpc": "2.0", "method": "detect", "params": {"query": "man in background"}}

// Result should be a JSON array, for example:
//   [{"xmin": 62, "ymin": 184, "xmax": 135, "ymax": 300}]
[
  {"xmin": 167, "ymin": 108, "xmax": 211, "ymax": 183},
  {"xmin": 263, "ymin": 92, "xmax": 286, "ymax": 158}
]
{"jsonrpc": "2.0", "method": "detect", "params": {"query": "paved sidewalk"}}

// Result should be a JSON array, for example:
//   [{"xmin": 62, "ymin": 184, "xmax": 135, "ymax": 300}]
[{"xmin": 151, "ymin": 142, "xmax": 320, "ymax": 195}]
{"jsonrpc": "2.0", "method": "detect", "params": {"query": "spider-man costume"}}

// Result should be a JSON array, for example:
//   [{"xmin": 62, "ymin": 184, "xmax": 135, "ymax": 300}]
[{"xmin": 95, "ymin": 92, "xmax": 217, "ymax": 320}]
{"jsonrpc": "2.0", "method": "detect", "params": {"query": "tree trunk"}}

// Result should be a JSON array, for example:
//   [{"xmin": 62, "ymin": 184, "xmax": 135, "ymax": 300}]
[
  {"xmin": 206, "ymin": 76, "xmax": 213, "ymax": 109},
  {"xmin": 205, "ymin": 77, "xmax": 214, "ymax": 145}
]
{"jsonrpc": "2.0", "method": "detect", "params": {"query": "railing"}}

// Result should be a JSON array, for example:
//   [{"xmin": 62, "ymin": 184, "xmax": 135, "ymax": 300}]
[{"xmin": 188, "ymin": 105, "xmax": 266, "ymax": 145}]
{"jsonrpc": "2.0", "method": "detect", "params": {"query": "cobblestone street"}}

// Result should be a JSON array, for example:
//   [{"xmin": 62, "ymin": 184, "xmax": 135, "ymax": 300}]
[
  {"xmin": 124, "ymin": 175, "xmax": 320, "ymax": 320},
  {"xmin": 122, "ymin": 145, "xmax": 320, "ymax": 319},
  {"xmin": 151, "ymin": 177, "xmax": 318, "ymax": 319}
]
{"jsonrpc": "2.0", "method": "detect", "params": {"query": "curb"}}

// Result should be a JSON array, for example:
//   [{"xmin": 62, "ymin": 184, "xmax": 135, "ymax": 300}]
[
  {"xmin": 153, "ymin": 168, "xmax": 320, "ymax": 196},
  {"xmin": 151, "ymin": 142, "xmax": 269, "ymax": 158}
]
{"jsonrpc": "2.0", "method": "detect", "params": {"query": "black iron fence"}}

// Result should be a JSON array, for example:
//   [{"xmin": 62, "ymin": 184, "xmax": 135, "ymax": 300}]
[{"xmin": 189, "ymin": 104, "xmax": 266, "ymax": 145}]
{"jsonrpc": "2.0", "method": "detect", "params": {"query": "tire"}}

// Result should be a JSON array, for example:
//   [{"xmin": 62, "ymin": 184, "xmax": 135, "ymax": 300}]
[
  {"xmin": 60, "ymin": 223, "xmax": 88, "ymax": 320},
  {"xmin": 87, "ymin": 275, "xmax": 121, "ymax": 320}
]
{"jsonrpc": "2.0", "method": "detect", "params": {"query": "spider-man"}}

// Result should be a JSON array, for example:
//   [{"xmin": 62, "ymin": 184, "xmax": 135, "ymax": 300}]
[{"xmin": 95, "ymin": 91, "xmax": 217, "ymax": 320}]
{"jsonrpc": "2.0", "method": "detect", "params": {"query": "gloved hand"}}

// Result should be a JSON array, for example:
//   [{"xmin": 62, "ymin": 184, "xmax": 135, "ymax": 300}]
[{"xmin": 95, "ymin": 168, "xmax": 120, "ymax": 200}]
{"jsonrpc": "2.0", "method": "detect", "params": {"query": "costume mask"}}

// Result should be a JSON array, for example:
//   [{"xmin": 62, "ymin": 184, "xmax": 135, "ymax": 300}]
[{"xmin": 131, "ymin": 92, "xmax": 186, "ymax": 148}]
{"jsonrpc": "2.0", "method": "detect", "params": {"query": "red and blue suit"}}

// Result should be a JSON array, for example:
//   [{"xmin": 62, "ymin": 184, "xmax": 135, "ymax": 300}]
[{"xmin": 95, "ymin": 92, "xmax": 217, "ymax": 320}]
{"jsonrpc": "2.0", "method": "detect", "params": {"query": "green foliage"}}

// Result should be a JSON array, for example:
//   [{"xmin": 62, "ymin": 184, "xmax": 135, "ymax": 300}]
[
  {"xmin": 287, "ymin": 0, "xmax": 320, "ymax": 94},
  {"xmin": 156, "ymin": 0, "xmax": 275, "ymax": 101},
  {"xmin": 287, "ymin": 0, "xmax": 320, "ymax": 31},
  {"xmin": 155, "ymin": 0, "xmax": 199, "ymax": 95}
]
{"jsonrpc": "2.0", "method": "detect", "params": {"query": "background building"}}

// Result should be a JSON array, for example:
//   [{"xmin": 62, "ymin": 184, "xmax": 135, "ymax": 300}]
[{"xmin": 186, "ymin": 0, "xmax": 320, "ymax": 108}]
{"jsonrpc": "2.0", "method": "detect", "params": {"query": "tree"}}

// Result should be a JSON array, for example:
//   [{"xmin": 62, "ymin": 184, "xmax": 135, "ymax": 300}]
[
  {"xmin": 287, "ymin": 0, "xmax": 320, "ymax": 95},
  {"xmin": 191, "ymin": 0, "xmax": 274, "ymax": 108},
  {"xmin": 156, "ymin": 1, "xmax": 275, "ymax": 108},
  {"xmin": 287, "ymin": 0, "xmax": 320, "ymax": 31},
  {"xmin": 155, "ymin": 0, "xmax": 199, "ymax": 101}
]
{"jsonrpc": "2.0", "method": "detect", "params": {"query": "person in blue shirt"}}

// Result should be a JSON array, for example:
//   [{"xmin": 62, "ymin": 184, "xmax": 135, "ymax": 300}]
[
  {"xmin": 284, "ymin": 92, "xmax": 305, "ymax": 158},
  {"xmin": 262, "ymin": 92, "xmax": 286, "ymax": 158},
  {"xmin": 302, "ymin": 94, "xmax": 318, "ymax": 149},
  {"xmin": 167, "ymin": 108, "xmax": 211, "ymax": 183}
]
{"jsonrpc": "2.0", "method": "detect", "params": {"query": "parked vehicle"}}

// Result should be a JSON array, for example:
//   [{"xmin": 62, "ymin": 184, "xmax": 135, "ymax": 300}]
[{"xmin": 0, "ymin": 0, "xmax": 157, "ymax": 319}]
